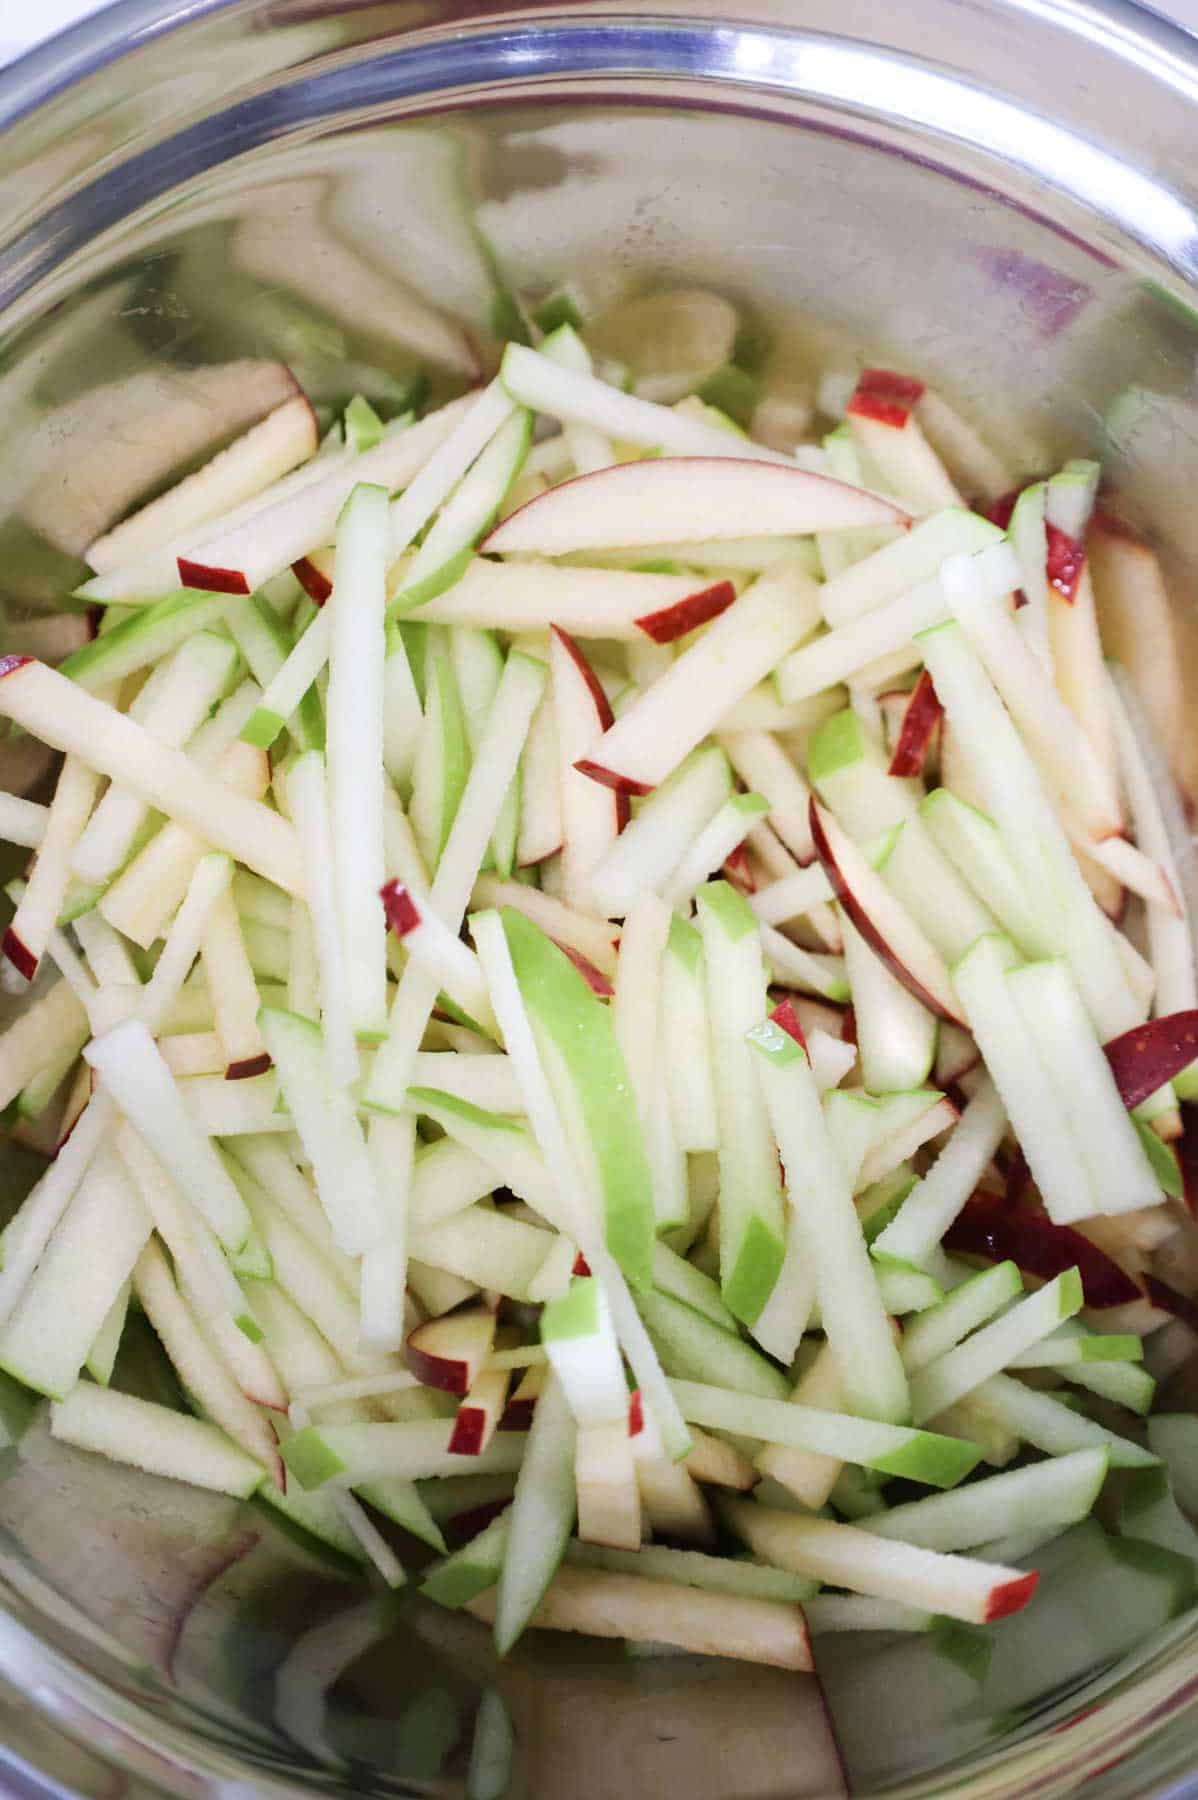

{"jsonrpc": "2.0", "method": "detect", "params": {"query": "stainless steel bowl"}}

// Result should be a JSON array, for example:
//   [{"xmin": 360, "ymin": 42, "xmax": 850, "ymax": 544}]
[{"xmin": 3, "ymin": 1, "xmax": 1198, "ymax": 1792}]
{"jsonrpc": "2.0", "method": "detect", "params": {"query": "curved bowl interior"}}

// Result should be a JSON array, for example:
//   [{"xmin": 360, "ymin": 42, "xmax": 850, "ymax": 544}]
[{"xmin": 2, "ymin": 3, "xmax": 1198, "ymax": 1794}]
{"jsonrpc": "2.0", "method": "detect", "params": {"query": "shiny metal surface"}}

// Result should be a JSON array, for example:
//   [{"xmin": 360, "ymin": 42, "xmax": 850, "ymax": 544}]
[{"xmin": 2, "ymin": 1, "xmax": 1198, "ymax": 1794}]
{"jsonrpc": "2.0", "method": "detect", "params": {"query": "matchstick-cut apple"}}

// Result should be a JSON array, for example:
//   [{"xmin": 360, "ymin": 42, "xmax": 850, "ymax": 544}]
[
  {"xmin": 846, "ymin": 370, "xmax": 962, "ymax": 515},
  {"xmin": 888, "ymin": 671, "xmax": 943, "ymax": 778},
  {"xmin": 407, "ymin": 1307, "xmax": 499, "ymax": 1396},
  {"xmin": 943, "ymin": 1199, "xmax": 1142, "ymax": 1308},
  {"xmin": 448, "ymin": 1365, "xmax": 511, "ymax": 1456},
  {"xmin": 482, "ymin": 455, "xmax": 909, "ymax": 556},
  {"xmin": 550, "ymin": 626, "xmax": 628, "ymax": 911},
  {"xmin": 809, "ymin": 800, "xmax": 965, "ymax": 1024}
]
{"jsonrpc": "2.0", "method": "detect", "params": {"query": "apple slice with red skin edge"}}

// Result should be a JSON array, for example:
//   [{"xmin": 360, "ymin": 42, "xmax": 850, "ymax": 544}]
[
  {"xmin": 226, "ymin": 1052, "xmax": 272, "ymax": 1082},
  {"xmin": 482, "ymin": 457, "xmax": 909, "ymax": 557},
  {"xmin": 551, "ymin": 626, "xmax": 629, "ymax": 909},
  {"xmin": 175, "ymin": 558, "xmax": 251, "ymax": 596},
  {"xmin": 1177, "ymin": 1118, "xmax": 1198, "ymax": 1221},
  {"xmin": 809, "ymin": 799, "xmax": 965, "ymax": 1025},
  {"xmin": 448, "ymin": 1366, "xmax": 510, "ymax": 1456},
  {"xmin": 1045, "ymin": 524, "xmax": 1086, "ymax": 601},
  {"xmin": 722, "ymin": 842, "xmax": 755, "ymax": 893},
  {"xmin": 406, "ymin": 1306, "xmax": 498, "ymax": 1395},
  {"xmin": 856, "ymin": 369, "xmax": 928, "ymax": 409},
  {"xmin": 888, "ymin": 671, "xmax": 943, "ymax": 779},
  {"xmin": 769, "ymin": 996, "xmax": 809, "ymax": 1050},
  {"xmin": 943, "ymin": 1199, "xmax": 1142, "ymax": 1307},
  {"xmin": 1103, "ymin": 1012, "xmax": 1198, "ymax": 1111},
  {"xmin": 634, "ymin": 579, "xmax": 736, "ymax": 645},
  {"xmin": 292, "ymin": 556, "xmax": 332, "ymax": 604},
  {"xmin": 500, "ymin": 1363, "xmax": 544, "ymax": 1431}
]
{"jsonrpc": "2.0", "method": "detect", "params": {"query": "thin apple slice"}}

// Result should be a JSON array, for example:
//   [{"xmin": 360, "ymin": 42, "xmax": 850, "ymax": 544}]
[
  {"xmin": 575, "ymin": 1421, "xmax": 641, "ymax": 1550},
  {"xmin": 485, "ymin": 455, "xmax": 907, "ymax": 557},
  {"xmin": 577, "ymin": 559, "xmax": 820, "ymax": 795},
  {"xmin": 810, "ymin": 801, "xmax": 963, "ymax": 1024},
  {"xmin": 470, "ymin": 1564, "xmax": 813, "ymax": 1670},
  {"xmin": 407, "ymin": 1307, "xmax": 497, "ymax": 1395},
  {"xmin": 722, "ymin": 1499, "xmax": 1036, "ymax": 1625},
  {"xmin": 86, "ymin": 395, "xmax": 318, "ymax": 575},
  {"xmin": 888, "ymin": 671, "xmax": 943, "ymax": 779},
  {"xmin": 871, "ymin": 1079, "xmax": 1006, "ymax": 1273},
  {"xmin": 819, "ymin": 508, "xmax": 1000, "ymax": 628},
  {"xmin": 449, "ymin": 1366, "xmax": 512, "ymax": 1458},
  {"xmin": 50, "ymin": 1383, "xmax": 265, "ymax": 1498},
  {"xmin": 551, "ymin": 626, "xmax": 625, "ymax": 913}
]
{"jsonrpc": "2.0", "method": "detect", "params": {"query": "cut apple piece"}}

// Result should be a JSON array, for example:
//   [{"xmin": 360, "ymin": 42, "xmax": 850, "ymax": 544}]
[
  {"xmin": 859, "ymin": 1448, "xmax": 1108, "ymax": 1553},
  {"xmin": 588, "ymin": 744, "xmax": 732, "ymax": 918},
  {"xmin": 551, "ymin": 626, "xmax": 625, "ymax": 914},
  {"xmin": 50, "ymin": 1383, "xmax": 265, "ymax": 1499},
  {"xmin": 871, "ymin": 1078, "xmax": 1006, "ymax": 1273},
  {"xmin": 942, "ymin": 1198, "xmax": 1142, "ymax": 1308},
  {"xmin": 888, "ymin": 671, "xmax": 943, "ymax": 779},
  {"xmin": 908, "ymin": 1268, "xmax": 1083, "ymax": 1424},
  {"xmin": 819, "ymin": 508, "xmax": 1000, "ymax": 628},
  {"xmin": 407, "ymin": 1307, "xmax": 498, "ymax": 1395},
  {"xmin": 576, "ymin": 559, "xmax": 820, "ymax": 795},
  {"xmin": 1104, "ymin": 1012, "xmax": 1198, "ymax": 1110},
  {"xmin": 575, "ymin": 1422, "xmax": 642, "ymax": 1550},
  {"xmin": 722, "ymin": 1500, "xmax": 1035, "ymax": 1625},
  {"xmin": 485, "ymin": 454, "xmax": 907, "ymax": 557}
]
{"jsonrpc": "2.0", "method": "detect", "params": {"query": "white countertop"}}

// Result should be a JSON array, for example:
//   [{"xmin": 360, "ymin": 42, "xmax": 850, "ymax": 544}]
[{"xmin": 2, "ymin": 0, "xmax": 1197, "ymax": 62}]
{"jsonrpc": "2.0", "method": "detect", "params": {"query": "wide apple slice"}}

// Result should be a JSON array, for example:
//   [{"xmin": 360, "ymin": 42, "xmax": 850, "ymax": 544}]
[
  {"xmin": 407, "ymin": 1306, "xmax": 498, "ymax": 1395},
  {"xmin": 484, "ymin": 455, "xmax": 907, "ymax": 557},
  {"xmin": 1104, "ymin": 1012, "xmax": 1198, "ymax": 1109},
  {"xmin": 942, "ymin": 1199, "xmax": 1141, "ymax": 1307},
  {"xmin": 810, "ymin": 801, "xmax": 963, "ymax": 1024},
  {"xmin": 576, "ymin": 559, "xmax": 820, "ymax": 795}
]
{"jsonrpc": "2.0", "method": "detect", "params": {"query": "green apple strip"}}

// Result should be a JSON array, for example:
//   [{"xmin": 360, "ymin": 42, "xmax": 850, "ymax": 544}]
[
  {"xmin": 0, "ymin": 658, "xmax": 303, "ymax": 896},
  {"xmin": 669, "ymin": 1380, "xmax": 977, "ymax": 1486},
  {"xmin": 660, "ymin": 916, "xmax": 720, "ymax": 1153},
  {"xmin": 258, "ymin": 1007, "xmax": 386, "ymax": 1254},
  {"xmin": 84, "ymin": 1018, "xmax": 251, "ymax": 1252},
  {"xmin": 918, "ymin": 614, "xmax": 1139, "ymax": 1038},
  {"xmin": 200, "ymin": 884, "xmax": 268, "ymax": 1076},
  {"xmin": 840, "ymin": 910, "xmax": 937, "ymax": 1093},
  {"xmin": 636, "ymin": 1288, "xmax": 789, "ymax": 1401},
  {"xmin": 908, "ymin": 1269, "xmax": 1083, "ymax": 1424},
  {"xmin": 747, "ymin": 1015, "xmax": 908, "ymax": 1423},
  {"xmin": 589, "ymin": 745, "xmax": 732, "ymax": 919},
  {"xmin": 564, "ymin": 1539, "xmax": 816, "ymax": 1604},
  {"xmin": 965, "ymin": 1373, "xmax": 1158, "ymax": 1469},
  {"xmin": 501, "ymin": 907, "xmax": 655, "ymax": 1288},
  {"xmin": 5, "ymin": 754, "xmax": 101, "ymax": 981},
  {"xmin": 241, "ymin": 610, "xmax": 331, "ymax": 752},
  {"xmin": 407, "ymin": 1204, "xmax": 551, "ymax": 1302},
  {"xmin": 872, "ymin": 1078, "xmax": 1006, "ymax": 1272},
  {"xmin": 952, "ymin": 935, "xmax": 1100, "ymax": 1226},
  {"xmin": 721, "ymin": 1499, "xmax": 1037, "ymax": 1625},
  {"xmin": 859, "ymin": 1449, "xmax": 1109, "ymax": 1553},
  {"xmin": 819, "ymin": 507, "xmax": 1002, "ymax": 627},
  {"xmin": 59, "ymin": 590, "xmax": 236, "ymax": 692},
  {"xmin": 364, "ymin": 651, "xmax": 545, "ymax": 1115},
  {"xmin": 283, "ymin": 753, "xmax": 358, "ymax": 1086},
  {"xmin": 900, "ymin": 1261, "xmax": 1023, "ymax": 1374},
  {"xmin": 1008, "ymin": 1328, "xmax": 1143, "ymax": 1369},
  {"xmin": 575, "ymin": 559, "xmax": 820, "ymax": 793},
  {"xmin": 662, "ymin": 793, "xmax": 770, "ymax": 909},
  {"xmin": 327, "ymin": 483, "xmax": 390, "ymax": 1039},
  {"xmin": 469, "ymin": 910, "xmax": 690, "ymax": 1460},
  {"xmin": 385, "ymin": 381, "xmax": 518, "ymax": 569},
  {"xmin": 50, "ymin": 1384, "xmax": 264, "ymax": 1498},
  {"xmin": 696, "ymin": 883, "xmax": 785, "ymax": 1327},
  {"xmin": 1006, "ymin": 957, "xmax": 1162, "ymax": 1216},
  {"xmin": 406, "ymin": 1090, "xmax": 566, "ymax": 1233},
  {"xmin": 919, "ymin": 788, "xmax": 1047, "ymax": 955},
  {"xmin": 489, "ymin": 1365, "xmax": 576, "ymax": 1654}
]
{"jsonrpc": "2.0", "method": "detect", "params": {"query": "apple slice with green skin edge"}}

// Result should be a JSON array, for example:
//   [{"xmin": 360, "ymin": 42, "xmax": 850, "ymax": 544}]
[
  {"xmin": 908, "ymin": 1269, "xmax": 1084, "ymax": 1426},
  {"xmin": 406, "ymin": 1088, "xmax": 568, "ymax": 1232},
  {"xmin": 747, "ymin": 1015, "xmax": 909, "ymax": 1425},
  {"xmin": 660, "ymin": 915, "xmax": 720, "ymax": 1154},
  {"xmin": 391, "ymin": 408, "xmax": 532, "ymax": 615},
  {"xmin": 695, "ymin": 882, "xmax": 786, "ymax": 1327},
  {"xmin": 588, "ymin": 744, "xmax": 732, "ymax": 920},
  {"xmin": 500, "ymin": 908, "xmax": 655, "ymax": 1291},
  {"xmin": 810, "ymin": 800, "xmax": 964, "ymax": 1025},
  {"xmin": 819, "ymin": 507, "xmax": 1000, "ymax": 628},
  {"xmin": 410, "ymin": 648, "xmax": 471, "ymax": 877},
  {"xmin": 575, "ymin": 559, "xmax": 822, "ymax": 796},
  {"xmin": 840, "ymin": 910, "xmax": 938, "ymax": 1096},
  {"xmin": 492, "ymin": 1366, "xmax": 577, "ymax": 1656},
  {"xmin": 0, "ymin": 656, "xmax": 303, "ymax": 896},
  {"xmin": 566, "ymin": 1538, "xmax": 817, "ymax": 1604},
  {"xmin": 409, "ymin": 1205, "xmax": 556, "ymax": 1304},
  {"xmin": 541, "ymin": 1276, "xmax": 630, "ymax": 1429},
  {"xmin": 407, "ymin": 1307, "xmax": 498, "ymax": 1396},
  {"xmin": 859, "ymin": 1449, "xmax": 1110, "ymax": 1554},
  {"xmin": 668, "ymin": 1379, "xmax": 978, "ymax": 1488},
  {"xmin": 636, "ymin": 1288, "xmax": 790, "ymax": 1402},
  {"xmin": 421, "ymin": 1509, "xmax": 512, "ymax": 1609}
]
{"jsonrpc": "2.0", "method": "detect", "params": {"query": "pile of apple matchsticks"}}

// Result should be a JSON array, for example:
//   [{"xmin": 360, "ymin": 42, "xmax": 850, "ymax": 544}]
[{"xmin": 0, "ymin": 312, "xmax": 1196, "ymax": 1672}]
